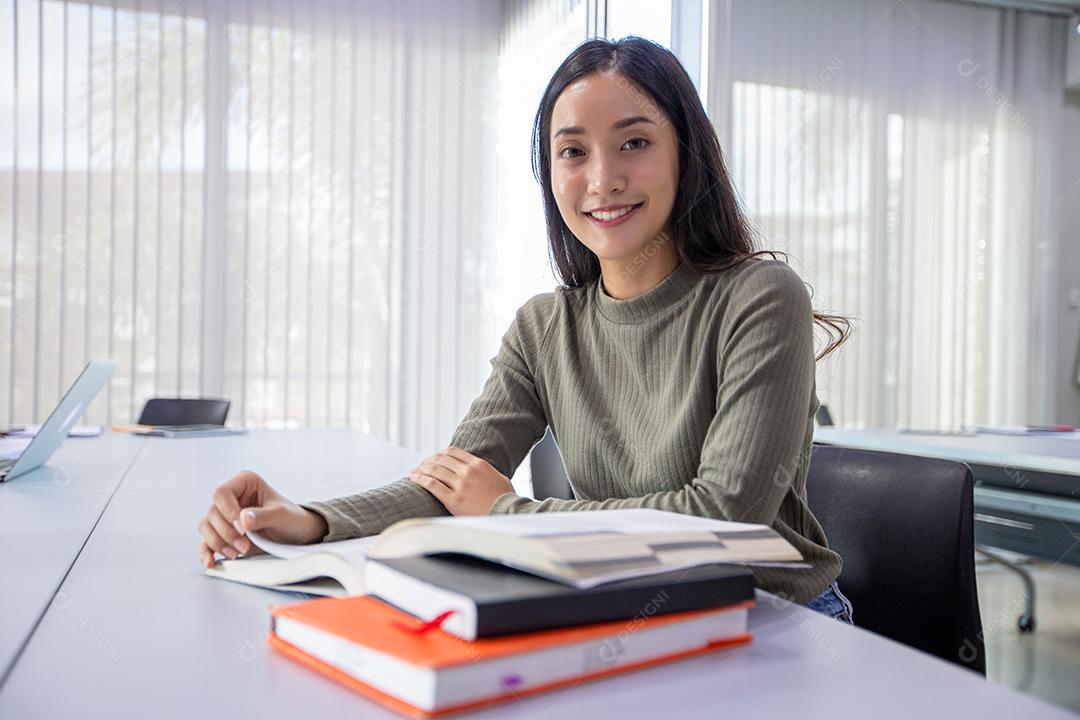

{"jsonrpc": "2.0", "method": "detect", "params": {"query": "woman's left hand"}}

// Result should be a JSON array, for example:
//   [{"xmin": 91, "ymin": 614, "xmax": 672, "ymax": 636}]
[{"xmin": 407, "ymin": 446, "xmax": 516, "ymax": 515}]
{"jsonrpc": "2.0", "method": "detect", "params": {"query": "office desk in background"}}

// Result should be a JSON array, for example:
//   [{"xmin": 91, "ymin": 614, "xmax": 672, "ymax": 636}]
[
  {"xmin": 0, "ymin": 430, "xmax": 1074, "ymax": 718},
  {"xmin": 813, "ymin": 428, "xmax": 1080, "ymax": 568}
]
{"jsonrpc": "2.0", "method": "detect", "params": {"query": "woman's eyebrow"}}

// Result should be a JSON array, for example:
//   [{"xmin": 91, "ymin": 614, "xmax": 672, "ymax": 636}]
[{"xmin": 553, "ymin": 115, "xmax": 656, "ymax": 139}]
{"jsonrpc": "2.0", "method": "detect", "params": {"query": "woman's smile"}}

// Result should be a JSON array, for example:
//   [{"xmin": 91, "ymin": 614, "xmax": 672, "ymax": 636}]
[{"xmin": 584, "ymin": 201, "xmax": 644, "ymax": 227}]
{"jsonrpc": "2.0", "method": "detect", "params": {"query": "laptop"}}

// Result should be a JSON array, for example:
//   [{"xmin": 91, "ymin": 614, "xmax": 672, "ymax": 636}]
[{"xmin": 0, "ymin": 360, "xmax": 116, "ymax": 482}]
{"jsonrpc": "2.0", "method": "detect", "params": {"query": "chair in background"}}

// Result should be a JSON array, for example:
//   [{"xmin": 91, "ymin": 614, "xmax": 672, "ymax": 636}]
[
  {"xmin": 815, "ymin": 403, "xmax": 1034, "ymax": 633},
  {"xmin": 805, "ymin": 444, "xmax": 986, "ymax": 675},
  {"xmin": 530, "ymin": 428, "xmax": 574, "ymax": 501},
  {"xmin": 137, "ymin": 398, "xmax": 231, "ymax": 427}
]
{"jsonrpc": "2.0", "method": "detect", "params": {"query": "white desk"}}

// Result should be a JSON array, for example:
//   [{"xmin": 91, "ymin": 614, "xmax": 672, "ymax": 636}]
[
  {"xmin": 812, "ymin": 428, "xmax": 1080, "ymax": 492},
  {"xmin": 0, "ymin": 430, "xmax": 1074, "ymax": 718},
  {"xmin": 0, "ymin": 433, "xmax": 145, "ymax": 682}
]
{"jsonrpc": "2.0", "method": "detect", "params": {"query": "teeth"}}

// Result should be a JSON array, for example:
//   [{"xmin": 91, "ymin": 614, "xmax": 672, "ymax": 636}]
[{"xmin": 589, "ymin": 204, "xmax": 636, "ymax": 221}]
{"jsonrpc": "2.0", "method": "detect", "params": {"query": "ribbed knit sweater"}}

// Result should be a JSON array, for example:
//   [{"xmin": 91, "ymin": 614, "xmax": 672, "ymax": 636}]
[{"xmin": 300, "ymin": 258, "xmax": 842, "ymax": 603}]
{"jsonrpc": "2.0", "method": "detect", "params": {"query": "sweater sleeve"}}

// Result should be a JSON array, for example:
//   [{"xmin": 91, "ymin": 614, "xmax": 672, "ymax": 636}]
[
  {"xmin": 299, "ymin": 293, "xmax": 556, "ymax": 542},
  {"xmin": 490, "ymin": 261, "xmax": 816, "ymax": 529}
]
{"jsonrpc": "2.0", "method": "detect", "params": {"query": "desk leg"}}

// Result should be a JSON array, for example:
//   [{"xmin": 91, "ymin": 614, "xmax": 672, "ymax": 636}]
[{"xmin": 976, "ymin": 545, "xmax": 1037, "ymax": 633}]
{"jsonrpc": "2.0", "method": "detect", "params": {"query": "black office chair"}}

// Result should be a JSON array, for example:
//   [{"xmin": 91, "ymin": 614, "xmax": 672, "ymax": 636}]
[
  {"xmin": 137, "ymin": 397, "xmax": 230, "ymax": 426},
  {"xmin": 805, "ymin": 444, "xmax": 985, "ymax": 674}
]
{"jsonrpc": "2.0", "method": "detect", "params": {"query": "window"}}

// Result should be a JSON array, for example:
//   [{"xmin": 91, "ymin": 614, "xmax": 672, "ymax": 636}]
[
  {"xmin": 716, "ymin": 0, "xmax": 1063, "ymax": 429},
  {"xmin": 1, "ymin": 0, "xmax": 501, "ymax": 458}
]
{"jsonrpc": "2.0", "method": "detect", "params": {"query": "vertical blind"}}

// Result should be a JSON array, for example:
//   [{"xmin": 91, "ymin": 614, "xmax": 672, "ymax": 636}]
[
  {"xmin": 1, "ymin": 0, "xmax": 502, "ymax": 454},
  {"xmin": 493, "ymin": 0, "xmax": 586, "ymax": 321},
  {"xmin": 711, "ymin": 0, "xmax": 1066, "ymax": 430},
  {"xmin": 6, "ymin": 0, "xmax": 1065, "ymax": 445},
  {"xmin": 492, "ymin": 0, "xmax": 677, "ymax": 327},
  {"xmin": 493, "ymin": 0, "xmax": 587, "ymax": 492}
]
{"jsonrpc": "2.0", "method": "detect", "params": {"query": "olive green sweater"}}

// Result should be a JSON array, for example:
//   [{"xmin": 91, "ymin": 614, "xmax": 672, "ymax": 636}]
[{"xmin": 300, "ymin": 258, "xmax": 841, "ymax": 603}]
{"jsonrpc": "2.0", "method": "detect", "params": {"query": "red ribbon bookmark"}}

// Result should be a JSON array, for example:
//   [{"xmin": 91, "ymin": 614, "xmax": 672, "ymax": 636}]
[{"xmin": 392, "ymin": 609, "xmax": 458, "ymax": 635}]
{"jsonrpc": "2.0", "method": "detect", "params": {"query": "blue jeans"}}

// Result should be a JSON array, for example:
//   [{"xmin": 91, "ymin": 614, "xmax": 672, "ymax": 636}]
[{"xmin": 804, "ymin": 581, "xmax": 854, "ymax": 624}]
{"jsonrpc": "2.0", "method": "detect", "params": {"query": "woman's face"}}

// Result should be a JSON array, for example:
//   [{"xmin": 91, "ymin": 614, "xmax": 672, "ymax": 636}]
[{"xmin": 549, "ymin": 71, "xmax": 679, "ymax": 265}]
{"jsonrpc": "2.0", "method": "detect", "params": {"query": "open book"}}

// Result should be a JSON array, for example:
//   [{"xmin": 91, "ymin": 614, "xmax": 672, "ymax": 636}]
[
  {"xmin": 205, "ymin": 534, "xmax": 378, "ymax": 597},
  {"xmin": 369, "ymin": 509, "xmax": 803, "ymax": 587},
  {"xmin": 204, "ymin": 508, "xmax": 804, "ymax": 596}
]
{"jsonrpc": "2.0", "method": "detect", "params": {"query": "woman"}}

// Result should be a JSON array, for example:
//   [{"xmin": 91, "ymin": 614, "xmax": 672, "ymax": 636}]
[{"xmin": 197, "ymin": 37, "xmax": 853, "ymax": 622}]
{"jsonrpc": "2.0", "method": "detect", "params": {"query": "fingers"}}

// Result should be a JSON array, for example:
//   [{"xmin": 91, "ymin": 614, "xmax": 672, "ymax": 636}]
[
  {"xmin": 198, "ymin": 516, "xmax": 231, "ymax": 565},
  {"xmin": 238, "ymin": 504, "xmax": 284, "ymax": 533},
  {"xmin": 212, "ymin": 483, "xmax": 244, "ymax": 527},
  {"xmin": 221, "ymin": 469, "xmax": 270, "ymax": 508},
  {"xmin": 199, "ymin": 542, "xmax": 216, "ymax": 569},
  {"xmin": 444, "ymin": 446, "xmax": 482, "ymax": 467},
  {"xmin": 443, "ymin": 446, "xmax": 471, "ymax": 462},
  {"xmin": 202, "ymin": 505, "xmax": 247, "ymax": 559},
  {"xmin": 210, "ymin": 507, "xmax": 250, "ymax": 555},
  {"xmin": 410, "ymin": 449, "xmax": 471, "ymax": 488},
  {"xmin": 198, "ymin": 470, "xmax": 272, "ymax": 568},
  {"xmin": 432, "ymin": 451, "xmax": 469, "ymax": 475},
  {"xmin": 410, "ymin": 459, "xmax": 459, "ymax": 490},
  {"xmin": 409, "ymin": 471, "xmax": 453, "ymax": 506}
]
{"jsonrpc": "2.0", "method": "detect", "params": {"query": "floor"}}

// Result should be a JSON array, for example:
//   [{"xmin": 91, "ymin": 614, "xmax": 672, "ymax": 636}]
[{"xmin": 976, "ymin": 556, "xmax": 1080, "ymax": 715}]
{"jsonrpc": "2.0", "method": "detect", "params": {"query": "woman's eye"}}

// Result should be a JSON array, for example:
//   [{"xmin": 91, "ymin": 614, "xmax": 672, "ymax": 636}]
[
  {"xmin": 559, "ymin": 146, "xmax": 583, "ymax": 159},
  {"xmin": 623, "ymin": 137, "xmax": 649, "ymax": 151}
]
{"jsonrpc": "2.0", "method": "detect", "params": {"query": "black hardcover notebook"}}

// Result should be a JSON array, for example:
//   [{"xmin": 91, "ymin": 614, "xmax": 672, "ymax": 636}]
[{"xmin": 367, "ymin": 554, "xmax": 755, "ymax": 640}]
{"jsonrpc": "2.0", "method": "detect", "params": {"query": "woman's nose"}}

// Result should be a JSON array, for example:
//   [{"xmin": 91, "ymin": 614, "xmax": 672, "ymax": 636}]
[{"xmin": 586, "ymin": 154, "xmax": 626, "ymax": 196}]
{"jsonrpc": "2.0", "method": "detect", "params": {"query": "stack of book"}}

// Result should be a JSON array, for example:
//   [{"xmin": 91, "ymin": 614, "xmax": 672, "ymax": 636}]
[{"xmin": 206, "ymin": 509, "xmax": 805, "ymax": 717}]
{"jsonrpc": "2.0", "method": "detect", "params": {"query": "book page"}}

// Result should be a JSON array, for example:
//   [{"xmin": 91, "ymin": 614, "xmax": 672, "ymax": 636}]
[
  {"xmin": 415, "ymin": 509, "xmax": 771, "ymax": 537},
  {"xmin": 246, "ymin": 530, "xmax": 379, "ymax": 566},
  {"xmin": 372, "ymin": 509, "xmax": 801, "ymax": 588}
]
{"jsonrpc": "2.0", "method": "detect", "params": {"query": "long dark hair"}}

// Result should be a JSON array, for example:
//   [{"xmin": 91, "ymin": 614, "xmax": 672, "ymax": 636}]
[{"xmin": 531, "ymin": 36, "xmax": 850, "ymax": 360}]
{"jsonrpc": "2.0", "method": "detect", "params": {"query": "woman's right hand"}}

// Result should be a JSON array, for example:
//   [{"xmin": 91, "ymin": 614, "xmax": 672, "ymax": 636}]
[{"xmin": 197, "ymin": 470, "xmax": 329, "ymax": 569}]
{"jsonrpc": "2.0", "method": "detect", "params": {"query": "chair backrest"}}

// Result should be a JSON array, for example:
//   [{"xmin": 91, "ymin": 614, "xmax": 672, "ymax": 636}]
[
  {"xmin": 137, "ymin": 398, "xmax": 230, "ymax": 426},
  {"xmin": 530, "ymin": 428, "xmax": 574, "ymax": 500},
  {"xmin": 805, "ymin": 444, "xmax": 985, "ymax": 674}
]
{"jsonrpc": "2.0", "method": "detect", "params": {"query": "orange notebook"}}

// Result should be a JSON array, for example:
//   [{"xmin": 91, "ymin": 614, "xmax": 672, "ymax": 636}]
[{"xmin": 269, "ymin": 595, "xmax": 753, "ymax": 717}]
